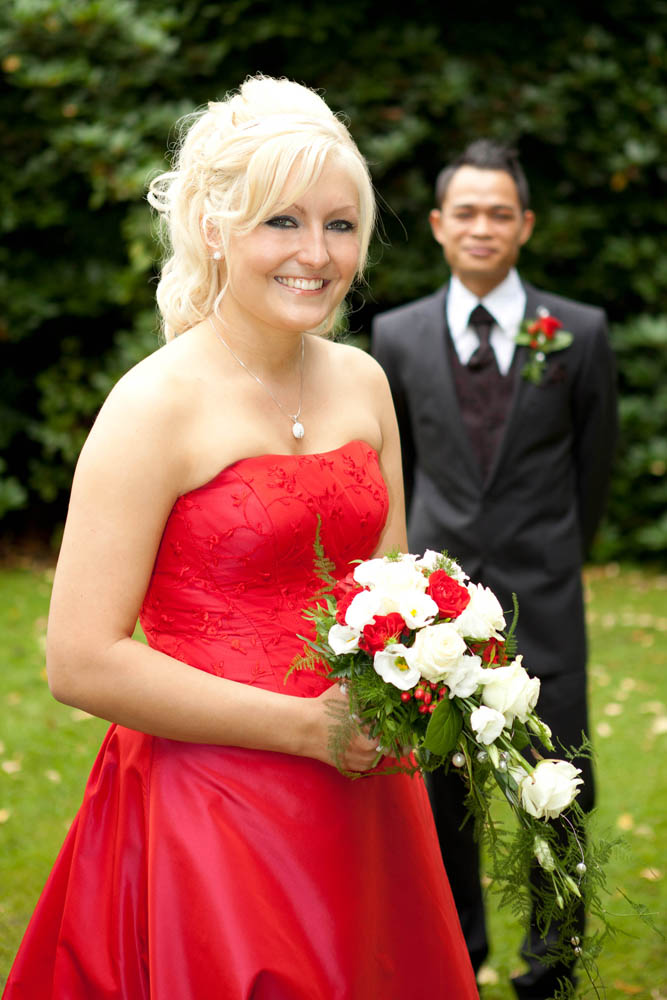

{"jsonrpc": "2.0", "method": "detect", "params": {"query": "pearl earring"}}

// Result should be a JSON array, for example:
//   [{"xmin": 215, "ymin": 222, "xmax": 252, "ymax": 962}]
[{"xmin": 212, "ymin": 250, "xmax": 222, "ymax": 261}]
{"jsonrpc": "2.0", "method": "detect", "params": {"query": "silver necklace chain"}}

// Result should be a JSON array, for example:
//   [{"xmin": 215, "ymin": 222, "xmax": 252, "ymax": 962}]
[{"xmin": 208, "ymin": 317, "xmax": 306, "ymax": 439}]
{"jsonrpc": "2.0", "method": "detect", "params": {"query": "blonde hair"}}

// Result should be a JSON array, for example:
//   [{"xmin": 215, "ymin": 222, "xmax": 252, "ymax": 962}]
[{"xmin": 147, "ymin": 74, "xmax": 375, "ymax": 341}]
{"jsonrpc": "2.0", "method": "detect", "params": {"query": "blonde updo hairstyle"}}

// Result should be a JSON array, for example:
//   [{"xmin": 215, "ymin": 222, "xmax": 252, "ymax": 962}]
[{"xmin": 148, "ymin": 74, "xmax": 375, "ymax": 341}]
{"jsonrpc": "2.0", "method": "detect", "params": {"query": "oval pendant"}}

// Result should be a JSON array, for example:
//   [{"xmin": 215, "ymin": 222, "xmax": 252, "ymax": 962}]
[{"xmin": 292, "ymin": 421, "xmax": 305, "ymax": 440}]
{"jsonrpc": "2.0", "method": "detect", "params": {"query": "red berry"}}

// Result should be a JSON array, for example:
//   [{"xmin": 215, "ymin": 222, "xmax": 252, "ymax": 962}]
[
  {"xmin": 418, "ymin": 704, "xmax": 429, "ymax": 714},
  {"xmin": 429, "ymin": 681, "xmax": 438, "ymax": 690},
  {"xmin": 414, "ymin": 687, "xmax": 425, "ymax": 701},
  {"xmin": 400, "ymin": 691, "xmax": 411, "ymax": 702},
  {"xmin": 424, "ymin": 691, "xmax": 432, "ymax": 705},
  {"xmin": 428, "ymin": 704, "xmax": 436, "ymax": 713},
  {"xmin": 438, "ymin": 689, "xmax": 447, "ymax": 700}
]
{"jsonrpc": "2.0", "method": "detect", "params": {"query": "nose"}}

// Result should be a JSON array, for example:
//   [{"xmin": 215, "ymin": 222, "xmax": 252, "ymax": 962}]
[
  {"xmin": 470, "ymin": 213, "xmax": 491, "ymax": 237},
  {"xmin": 296, "ymin": 224, "xmax": 331, "ymax": 269}
]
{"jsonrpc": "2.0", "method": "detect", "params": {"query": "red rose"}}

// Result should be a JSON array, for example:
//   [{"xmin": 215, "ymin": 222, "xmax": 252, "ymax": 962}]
[
  {"xmin": 358, "ymin": 612, "xmax": 408, "ymax": 655},
  {"xmin": 537, "ymin": 315, "xmax": 562, "ymax": 340},
  {"xmin": 426, "ymin": 570, "xmax": 470, "ymax": 619},
  {"xmin": 480, "ymin": 637, "xmax": 506, "ymax": 665}
]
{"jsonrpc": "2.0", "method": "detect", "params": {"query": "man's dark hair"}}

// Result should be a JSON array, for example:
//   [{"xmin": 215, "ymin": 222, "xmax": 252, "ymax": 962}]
[{"xmin": 434, "ymin": 140, "xmax": 531, "ymax": 211}]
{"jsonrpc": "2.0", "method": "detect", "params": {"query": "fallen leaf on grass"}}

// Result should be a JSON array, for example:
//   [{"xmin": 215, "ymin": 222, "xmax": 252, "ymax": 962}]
[
  {"xmin": 617, "ymin": 813, "xmax": 634, "ymax": 831},
  {"xmin": 0, "ymin": 808, "xmax": 10, "ymax": 823},
  {"xmin": 1, "ymin": 760, "xmax": 22, "ymax": 775},
  {"xmin": 634, "ymin": 824, "xmax": 654, "ymax": 838},
  {"xmin": 639, "ymin": 867, "xmax": 663, "ymax": 881},
  {"xmin": 614, "ymin": 982, "xmax": 643, "ymax": 995},
  {"xmin": 44, "ymin": 769, "xmax": 61, "ymax": 783},
  {"xmin": 596, "ymin": 721, "xmax": 612, "ymax": 737},
  {"xmin": 649, "ymin": 716, "xmax": 667, "ymax": 737},
  {"xmin": 604, "ymin": 702, "xmax": 623, "ymax": 716},
  {"xmin": 477, "ymin": 965, "xmax": 499, "ymax": 986}
]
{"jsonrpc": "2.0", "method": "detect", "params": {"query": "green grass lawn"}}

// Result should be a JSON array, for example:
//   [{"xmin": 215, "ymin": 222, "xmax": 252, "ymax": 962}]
[{"xmin": 1, "ymin": 562, "xmax": 665, "ymax": 994}]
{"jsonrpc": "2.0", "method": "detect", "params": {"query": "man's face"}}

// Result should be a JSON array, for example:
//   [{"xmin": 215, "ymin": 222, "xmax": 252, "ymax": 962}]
[{"xmin": 429, "ymin": 166, "xmax": 535, "ymax": 297}]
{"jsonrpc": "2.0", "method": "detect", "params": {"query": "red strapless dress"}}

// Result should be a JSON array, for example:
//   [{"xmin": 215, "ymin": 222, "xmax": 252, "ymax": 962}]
[{"xmin": 3, "ymin": 440, "xmax": 477, "ymax": 999}]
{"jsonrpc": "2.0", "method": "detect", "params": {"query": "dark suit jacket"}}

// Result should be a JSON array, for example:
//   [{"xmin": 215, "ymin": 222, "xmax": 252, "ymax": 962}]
[{"xmin": 371, "ymin": 280, "xmax": 617, "ymax": 682}]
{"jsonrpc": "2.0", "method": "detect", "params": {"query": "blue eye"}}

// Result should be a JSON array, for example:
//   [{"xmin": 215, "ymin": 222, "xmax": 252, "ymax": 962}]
[{"xmin": 265, "ymin": 216, "xmax": 298, "ymax": 228}]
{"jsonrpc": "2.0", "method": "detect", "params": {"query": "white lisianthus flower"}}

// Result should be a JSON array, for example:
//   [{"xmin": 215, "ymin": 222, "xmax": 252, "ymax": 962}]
[
  {"xmin": 481, "ymin": 656, "xmax": 540, "ymax": 724},
  {"xmin": 353, "ymin": 555, "xmax": 427, "ymax": 597},
  {"xmin": 518, "ymin": 759, "xmax": 583, "ymax": 820},
  {"xmin": 396, "ymin": 591, "xmax": 439, "ymax": 629},
  {"xmin": 405, "ymin": 622, "xmax": 466, "ymax": 682},
  {"xmin": 454, "ymin": 583, "xmax": 506, "ymax": 640},
  {"xmin": 443, "ymin": 654, "xmax": 487, "ymax": 698},
  {"xmin": 327, "ymin": 623, "xmax": 360, "ymax": 655},
  {"xmin": 344, "ymin": 588, "xmax": 387, "ymax": 631},
  {"xmin": 415, "ymin": 549, "xmax": 442, "ymax": 571},
  {"xmin": 416, "ymin": 550, "xmax": 468, "ymax": 583},
  {"xmin": 470, "ymin": 705, "xmax": 506, "ymax": 744},
  {"xmin": 373, "ymin": 643, "xmax": 421, "ymax": 691}
]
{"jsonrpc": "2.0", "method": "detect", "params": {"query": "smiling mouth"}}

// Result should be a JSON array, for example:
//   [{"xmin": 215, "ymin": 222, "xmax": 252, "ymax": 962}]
[{"xmin": 275, "ymin": 276, "xmax": 328, "ymax": 291}]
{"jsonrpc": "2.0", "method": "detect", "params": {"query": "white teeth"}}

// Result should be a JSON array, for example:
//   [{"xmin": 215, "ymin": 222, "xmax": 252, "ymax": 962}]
[{"xmin": 276, "ymin": 276, "xmax": 325, "ymax": 290}]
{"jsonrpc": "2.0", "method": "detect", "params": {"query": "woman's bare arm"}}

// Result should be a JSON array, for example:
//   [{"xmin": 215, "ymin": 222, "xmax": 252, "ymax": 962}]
[{"xmin": 46, "ymin": 362, "xmax": 378, "ymax": 771}]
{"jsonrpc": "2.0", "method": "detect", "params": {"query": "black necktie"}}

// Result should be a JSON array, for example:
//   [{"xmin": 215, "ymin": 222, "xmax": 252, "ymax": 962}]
[{"xmin": 467, "ymin": 304, "xmax": 497, "ymax": 371}]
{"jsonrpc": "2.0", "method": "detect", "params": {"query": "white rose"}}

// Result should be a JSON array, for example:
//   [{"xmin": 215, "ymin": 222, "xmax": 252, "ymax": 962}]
[
  {"xmin": 395, "ymin": 591, "xmax": 439, "ymax": 629},
  {"xmin": 327, "ymin": 623, "xmax": 360, "ymax": 655},
  {"xmin": 470, "ymin": 705, "xmax": 506, "ymax": 744},
  {"xmin": 443, "ymin": 654, "xmax": 486, "ymax": 698},
  {"xmin": 454, "ymin": 583, "xmax": 506, "ymax": 640},
  {"xmin": 481, "ymin": 656, "xmax": 540, "ymax": 724},
  {"xmin": 344, "ymin": 588, "xmax": 387, "ymax": 631},
  {"xmin": 353, "ymin": 555, "xmax": 427, "ymax": 598},
  {"xmin": 373, "ymin": 643, "xmax": 421, "ymax": 691},
  {"xmin": 518, "ymin": 759, "xmax": 584, "ymax": 820},
  {"xmin": 405, "ymin": 622, "xmax": 466, "ymax": 682}
]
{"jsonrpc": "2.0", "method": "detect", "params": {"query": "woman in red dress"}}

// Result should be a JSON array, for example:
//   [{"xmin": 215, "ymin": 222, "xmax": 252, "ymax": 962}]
[{"xmin": 3, "ymin": 74, "xmax": 478, "ymax": 999}]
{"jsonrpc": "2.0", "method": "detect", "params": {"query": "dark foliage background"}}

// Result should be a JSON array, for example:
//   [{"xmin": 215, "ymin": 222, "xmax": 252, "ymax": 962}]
[{"xmin": 1, "ymin": 0, "xmax": 666, "ymax": 559}]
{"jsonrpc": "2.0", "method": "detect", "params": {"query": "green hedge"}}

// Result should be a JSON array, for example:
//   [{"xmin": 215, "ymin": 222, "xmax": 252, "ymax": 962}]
[{"xmin": 1, "ymin": 0, "xmax": 666, "ymax": 560}]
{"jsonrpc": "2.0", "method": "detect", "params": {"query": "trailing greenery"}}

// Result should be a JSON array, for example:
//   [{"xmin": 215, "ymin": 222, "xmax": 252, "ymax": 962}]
[{"xmin": 1, "ymin": 1, "xmax": 666, "ymax": 558}]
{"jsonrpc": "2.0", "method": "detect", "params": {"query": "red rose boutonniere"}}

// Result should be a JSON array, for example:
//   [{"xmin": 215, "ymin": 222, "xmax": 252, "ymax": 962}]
[{"xmin": 515, "ymin": 307, "xmax": 573, "ymax": 385}]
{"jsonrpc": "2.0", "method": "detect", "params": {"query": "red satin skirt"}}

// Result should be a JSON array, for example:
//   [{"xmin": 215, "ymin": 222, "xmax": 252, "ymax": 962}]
[{"xmin": 3, "ymin": 724, "xmax": 478, "ymax": 998}]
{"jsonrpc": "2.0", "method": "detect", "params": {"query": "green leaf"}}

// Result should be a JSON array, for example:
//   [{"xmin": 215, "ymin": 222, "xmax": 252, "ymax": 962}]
[
  {"xmin": 423, "ymin": 698, "xmax": 462, "ymax": 755},
  {"xmin": 510, "ymin": 721, "xmax": 531, "ymax": 750}
]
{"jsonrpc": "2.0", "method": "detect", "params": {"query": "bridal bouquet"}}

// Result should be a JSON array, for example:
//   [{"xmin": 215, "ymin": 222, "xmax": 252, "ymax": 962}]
[{"xmin": 290, "ymin": 542, "xmax": 623, "ymax": 996}]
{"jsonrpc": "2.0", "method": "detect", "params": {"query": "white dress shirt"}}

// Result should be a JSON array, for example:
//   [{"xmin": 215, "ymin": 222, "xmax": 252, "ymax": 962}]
[{"xmin": 446, "ymin": 269, "xmax": 527, "ymax": 375}]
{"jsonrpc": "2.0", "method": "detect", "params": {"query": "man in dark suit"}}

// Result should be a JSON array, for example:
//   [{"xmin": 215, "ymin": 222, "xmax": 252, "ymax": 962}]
[{"xmin": 371, "ymin": 140, "xmax": 617, "ymax": 999}]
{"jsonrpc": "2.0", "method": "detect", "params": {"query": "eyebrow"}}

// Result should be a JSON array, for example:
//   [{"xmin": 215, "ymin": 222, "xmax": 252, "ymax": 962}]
[
  {"xmin": 450, "ymin": 201, "xmax": 517, "ymax": 211},
  {"xmin": 291, "ymin": 203, "xmax": 359, "ymax": 215}
]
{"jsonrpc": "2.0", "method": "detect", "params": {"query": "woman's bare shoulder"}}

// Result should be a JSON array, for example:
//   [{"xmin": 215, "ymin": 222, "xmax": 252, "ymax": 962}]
[{"xmin": 314, "ymin": 336, "xmax": 388, "ymax": 388}]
